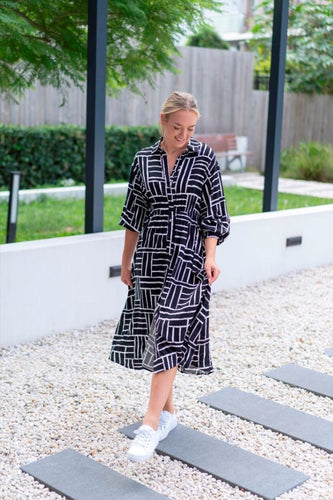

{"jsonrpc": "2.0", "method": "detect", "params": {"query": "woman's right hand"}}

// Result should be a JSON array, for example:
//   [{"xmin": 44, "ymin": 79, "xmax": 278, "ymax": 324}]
[
  {"xmin": 121, "ymin": 264, "xmax": 133, "ymax": 289},
  {"xmin": 121, "ymin": 229, "xmax": 139, "ymax": 289}
]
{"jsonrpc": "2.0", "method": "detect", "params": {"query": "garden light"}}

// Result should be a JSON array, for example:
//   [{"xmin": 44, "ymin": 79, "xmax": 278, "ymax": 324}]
[{"xmin": 6, "ymin": 171, "xmax": 21, "ymax": 243}]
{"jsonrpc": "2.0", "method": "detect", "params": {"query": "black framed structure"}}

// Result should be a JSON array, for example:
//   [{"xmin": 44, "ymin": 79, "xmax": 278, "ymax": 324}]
[
  {"xmin": 263, "ymin": 0, "xmax": 289, "ymax": 212},
  {"xmin": 85, "ymin": 0, "xmax": 108, "ymax": 234}
]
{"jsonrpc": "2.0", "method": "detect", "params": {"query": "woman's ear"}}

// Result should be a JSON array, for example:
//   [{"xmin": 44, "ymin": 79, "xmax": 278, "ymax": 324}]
[{"xmin": 160, "ymin": 113, "xmax": 168, "ymax": 123}]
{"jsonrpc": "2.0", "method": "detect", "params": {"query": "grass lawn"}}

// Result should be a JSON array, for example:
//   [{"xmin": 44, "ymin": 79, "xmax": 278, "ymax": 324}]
[{"xmin": 0, "ymin": 185, "xmax": 332, "ymax": 244}]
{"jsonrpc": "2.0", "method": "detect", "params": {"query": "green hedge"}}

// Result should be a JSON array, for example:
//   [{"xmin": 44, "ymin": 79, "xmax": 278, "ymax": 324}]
[{"xmin": 0, "ymin": 124, "xmax": 160, "ymax": 189}]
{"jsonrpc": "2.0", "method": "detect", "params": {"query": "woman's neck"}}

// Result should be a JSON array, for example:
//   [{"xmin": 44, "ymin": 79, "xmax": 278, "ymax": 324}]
[{"xmin": 161, "ymin": 139, "xmax": 188, "ymax": 156}]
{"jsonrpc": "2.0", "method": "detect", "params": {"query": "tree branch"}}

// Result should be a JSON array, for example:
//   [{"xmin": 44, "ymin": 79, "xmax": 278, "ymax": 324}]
[{"xmin": 12, "ymin": 8, "xmax": 45, "ymax": 31}]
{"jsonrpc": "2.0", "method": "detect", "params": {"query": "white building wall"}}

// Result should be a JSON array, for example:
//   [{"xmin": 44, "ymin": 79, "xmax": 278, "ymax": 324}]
[{"xmin": 1, "ymin": 205, "xmax": 332, "ymax": 347}]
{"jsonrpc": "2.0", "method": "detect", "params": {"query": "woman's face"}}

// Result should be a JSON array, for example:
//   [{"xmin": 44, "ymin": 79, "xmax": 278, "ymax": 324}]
[{"xmin": 161, "ymin": 109, "xmax": 198, "ymax": 151}]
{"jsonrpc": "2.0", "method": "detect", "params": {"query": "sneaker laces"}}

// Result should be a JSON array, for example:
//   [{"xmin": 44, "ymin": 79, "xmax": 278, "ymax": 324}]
[{"xmin": 133, "ymin": 427, "xmax": 154, "ymax": 446}]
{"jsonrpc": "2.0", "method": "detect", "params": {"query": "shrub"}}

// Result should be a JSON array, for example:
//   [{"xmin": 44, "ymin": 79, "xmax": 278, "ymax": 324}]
[
  {"xmin": 280, "ymin": 141, "xmax": 333, "ymax": 182},
  {"xmin": 0, "ymin": 124, "xmax": 160, "ymax": 189},
  {"xmin": 186, "ymin": 25, "xmax": 230, "ymax": 50}
]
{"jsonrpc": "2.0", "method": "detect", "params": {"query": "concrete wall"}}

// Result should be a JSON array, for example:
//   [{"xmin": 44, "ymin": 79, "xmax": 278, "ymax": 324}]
[{"xmin": 1, "ymin": 205, "xmax": 332, "ymax": 347}]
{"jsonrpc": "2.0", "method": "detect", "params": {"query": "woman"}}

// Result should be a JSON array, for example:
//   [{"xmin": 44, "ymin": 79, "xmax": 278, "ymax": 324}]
[{"xmin": 109, "ymin": 91, "xmax": 230, "ymax": 462}]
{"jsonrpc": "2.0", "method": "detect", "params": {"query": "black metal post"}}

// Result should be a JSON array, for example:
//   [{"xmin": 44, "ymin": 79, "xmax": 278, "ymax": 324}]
[
  {"xmin": 85, "ymin": 0, "xmax": 108, "ymax": 233},
  {"xmin": 6, "ymin": 171, "xmax": 21, "ymax": 243},
  {"xmin": 263, "ymin": 0, "xmax": 289, "ymax": 212}
]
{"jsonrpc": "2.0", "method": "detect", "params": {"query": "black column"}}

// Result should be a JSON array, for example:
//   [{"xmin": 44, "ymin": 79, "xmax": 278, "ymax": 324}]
[
  {"xmin": 85, "ymin": 0, "xmax": 108, "ymax": 233},
  {"xmin": 263, "ymin": 0, "xmax": 289, "ymax": 212}
]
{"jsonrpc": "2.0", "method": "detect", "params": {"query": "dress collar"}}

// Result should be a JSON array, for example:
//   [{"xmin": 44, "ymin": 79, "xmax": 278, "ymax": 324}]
[{"xmin": 151, "ymin": 137, "xmax": 200, "ymax": 155}]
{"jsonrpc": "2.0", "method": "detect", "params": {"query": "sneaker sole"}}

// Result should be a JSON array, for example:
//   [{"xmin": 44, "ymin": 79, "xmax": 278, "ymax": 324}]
[{"xmin": 127, "ymin": 450, "xmax": 154, "ymax": 462}]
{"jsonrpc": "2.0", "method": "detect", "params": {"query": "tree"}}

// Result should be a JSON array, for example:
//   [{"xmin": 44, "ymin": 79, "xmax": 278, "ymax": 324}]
[
  {"xmin": 250, "ymin": 0, "xmax": 333, "ymax": 94},
  {"xmin": 243, "ymin": 0, "xmax": 254, "ymax": 32},
  {"xmin": 186, "ymin": 24, "xmax": 230, "ymax": 50},
  {"xmin": 0, "ymin": 0, "xmax": 222, "ymax": 99}
]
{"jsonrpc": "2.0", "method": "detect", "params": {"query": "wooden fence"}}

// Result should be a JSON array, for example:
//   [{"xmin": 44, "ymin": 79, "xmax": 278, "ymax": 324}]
[
  {"xmin": 250, "ymin": 91, "xmax": 333, "ymax": 169},
  {"xmin": 1, "ymin": 46, "xmax": 332, "ymax": 170}
]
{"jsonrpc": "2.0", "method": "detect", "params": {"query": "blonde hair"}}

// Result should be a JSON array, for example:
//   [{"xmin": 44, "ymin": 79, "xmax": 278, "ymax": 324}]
[{"xmin": 159, "ymin": 91, "xmax": 200, "ymax": 134}]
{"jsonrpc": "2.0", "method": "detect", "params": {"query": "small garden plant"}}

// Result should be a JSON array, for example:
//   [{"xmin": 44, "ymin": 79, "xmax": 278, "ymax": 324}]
[{"xmin": 280, "ymin": 141, "xmax": 333, "ymax": 183}]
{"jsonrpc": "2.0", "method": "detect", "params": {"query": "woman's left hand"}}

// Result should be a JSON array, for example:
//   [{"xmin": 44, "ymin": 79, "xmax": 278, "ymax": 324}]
[{"xmin": 204, "ymin": 257, "xmax": 220, "ymax": 285}]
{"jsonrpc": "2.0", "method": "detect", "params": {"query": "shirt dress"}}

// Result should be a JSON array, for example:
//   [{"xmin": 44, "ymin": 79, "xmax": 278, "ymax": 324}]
[{"xmin": 109, "ymin": 137, "xmax": 230, "ymax": 375}]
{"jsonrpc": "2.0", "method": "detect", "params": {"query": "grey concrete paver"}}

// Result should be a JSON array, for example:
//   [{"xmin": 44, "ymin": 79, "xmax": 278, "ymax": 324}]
[
  {"xmin": 199, "ymin": 387, "xmax": 333, "ymax": 453},
  {"xmin": 120, "ymin": 422, "xmax": 309, "ymax": 500},
  {"xmin": 22, "ymin": 449, "xmax": 169, "ymax": 500},
  {"xmin": 232, "ymin": 172, "xmax": 333, "ymax": 199},
  {"xmin": 265, "ymin": 363, "xmax": 333, "ymax": 399}
]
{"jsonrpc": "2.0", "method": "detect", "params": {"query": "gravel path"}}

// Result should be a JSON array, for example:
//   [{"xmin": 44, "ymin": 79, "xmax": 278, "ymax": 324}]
[{"xmin": 1, "ymin": 264, "xmax": 333, "ymax": 500}]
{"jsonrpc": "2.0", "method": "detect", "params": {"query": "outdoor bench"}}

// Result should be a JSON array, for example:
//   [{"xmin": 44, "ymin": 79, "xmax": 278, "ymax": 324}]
[{"xmin": 194, "ymin": 133, "xmax": 253, "ymax": 172}]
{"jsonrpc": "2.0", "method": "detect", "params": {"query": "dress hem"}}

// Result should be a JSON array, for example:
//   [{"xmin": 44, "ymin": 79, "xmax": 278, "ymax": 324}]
[{"xmin": 108, "ymin": 355, "xmax": 213, "ymax": 376}]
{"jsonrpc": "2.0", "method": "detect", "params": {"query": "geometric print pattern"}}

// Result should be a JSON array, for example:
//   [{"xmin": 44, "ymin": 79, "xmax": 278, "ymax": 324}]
[{"xmin": 109, "ymin": 137, "xmax": 230, "ymax": 375}]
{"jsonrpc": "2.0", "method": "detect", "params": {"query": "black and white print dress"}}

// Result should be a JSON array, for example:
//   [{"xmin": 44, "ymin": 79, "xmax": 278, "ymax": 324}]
[{"xmin": 109, "ymin": 138, "xmax": 230, "ymax": 375}]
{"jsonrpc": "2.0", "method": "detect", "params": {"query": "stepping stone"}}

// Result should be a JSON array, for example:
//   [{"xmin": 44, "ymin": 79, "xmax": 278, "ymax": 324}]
[
  {"xmin": 120, "ymin": 422, "xmax": 308, "ymax": 500},
  {"xmin": 199, "ymin": 387, "xmax": 333, "ymax": 453},
  {"xmin": 21, "ymin": 448, "xmax": 169, "ymax": 500},
  {"xmin": 325, "ymin": 347, "xmax": 333, "ymax": 357},
  {"xmin": 265, "ymin": 363, "xmax": 333, "ymax": 399}
]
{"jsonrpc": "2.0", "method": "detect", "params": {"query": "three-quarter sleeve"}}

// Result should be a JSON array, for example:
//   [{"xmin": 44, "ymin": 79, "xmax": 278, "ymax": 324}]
[
  {"xmin": 119, "ymin": 156, "xmax": 148, "ymax": 233},
  {"xmin": 199, "ymin": 158, "xmax": 230, "ymax": 245}
]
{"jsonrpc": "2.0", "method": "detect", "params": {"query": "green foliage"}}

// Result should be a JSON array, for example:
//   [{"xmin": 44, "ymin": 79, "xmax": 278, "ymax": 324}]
[
  {"xmin": 250, "ymin": 0, "xmax": 333, "ymax": 94},
  {"xmin": 0, "ymin": 125, "xmax": 160, "ymax": 189},
  {"xmin": 104, "ymin": 126, "xmax": 159, "ymax": 181},
  {"xmin": 254, "ymin": 58, "xmax": 271, "ymax": 74},
  {"xmin": 280, "ymin": 141, "xmax": 333, "ymax": 182},
  {"xmin": 0, "ymin": 0, "xmax": 222, "ymax": 99},
  {"xmin": 0, "ymin": 0, "xmax": 88, "ymax": 98},
  {"xmin": 0, "ymin": 195, "xmax": 126, "ymax": 242},
  {"xmin": 186, "ymin": 24, "xmax": 230, "ymax": 50}
]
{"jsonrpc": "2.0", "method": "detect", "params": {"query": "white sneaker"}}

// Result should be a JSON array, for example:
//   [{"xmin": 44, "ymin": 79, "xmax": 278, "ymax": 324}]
[
  {"xmin": 158, "ymin": 411, "xmax": 177, "ymax": 441},
  {"xmin": 127, "ymin": 425, "xmax": 160, "ymax": 462}
]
